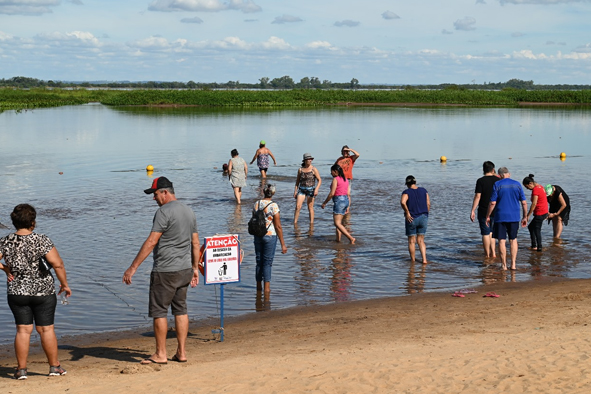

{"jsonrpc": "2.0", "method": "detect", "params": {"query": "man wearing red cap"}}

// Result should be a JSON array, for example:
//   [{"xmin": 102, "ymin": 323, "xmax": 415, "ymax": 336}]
[{"xmin": 123, "ymin": 177, "xmax": 200, "ymax": 364}]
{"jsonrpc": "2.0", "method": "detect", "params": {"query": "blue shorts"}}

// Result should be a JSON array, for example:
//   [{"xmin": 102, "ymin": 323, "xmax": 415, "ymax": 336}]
[
  {"xmin": 492, "ymin": 221, "xmax": 519, "ymax": 240},
  {"xmin": 477, "ymin": 211, "xmax": 494, "ymax": 236},
  {"xmin": 405, "ymin": 214, "xmax": 428, "ymax": 237},
  {"xmin": 297, "ymin": 186, "xmax": 315, "ymax": 198},
  {"xmin": 332, "ymin": 195, "xmax": 349, "ymax": 215}
]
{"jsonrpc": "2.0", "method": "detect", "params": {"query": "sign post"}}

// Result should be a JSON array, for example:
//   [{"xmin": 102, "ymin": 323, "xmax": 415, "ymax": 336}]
[{"xmin": 202, "ymin": 234, "xmax": 241, "ymax": 342}]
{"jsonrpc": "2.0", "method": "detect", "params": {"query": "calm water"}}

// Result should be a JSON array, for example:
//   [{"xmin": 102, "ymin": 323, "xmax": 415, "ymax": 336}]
[{"xmin": 0, "ymin": 104, "xmax": 590, "ymax": 345}]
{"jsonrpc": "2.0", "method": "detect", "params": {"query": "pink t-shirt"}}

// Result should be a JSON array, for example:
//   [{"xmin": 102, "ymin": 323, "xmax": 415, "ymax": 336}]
[
  {"xmin": 532, "ymin": 184, "xmax": 549, "ymax": 216},
  {"xmin": 334, "ymin": 176, "xmax": 349, "ymax": 196}
]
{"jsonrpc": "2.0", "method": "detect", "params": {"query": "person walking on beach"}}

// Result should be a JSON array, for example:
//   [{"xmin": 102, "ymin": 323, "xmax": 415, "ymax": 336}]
[
  {"xmin": 321, "ymin": 164, "xmax": 356, "ymax": 244},
  {"xmin": 546, "ymin": 184, "xmax": 571, "ymax": 239},
  {"xmin": 293, "ymin": 153, "xmax": 322, "ymax": 225},
  {"xmin": 470, "ymin": 161, "xmax": 499, "ymax": 258},
  {"xmin": 123, "ymin": 177, "xmax": 200, "ymax": 364},
  {"xmin": 252, "ymin": 184, "xmax": 288, "ymax": 296},
  {"xmin": 250, "ymin": 140, "xmax": 277, "ymax": 178},
  {"xmin": 523, "ymin": 174, "xmax": 549, "ymax": 251},
  {"xmin": 486, "ymin": 167, "xmax": 527, "ymax": 271},
  {"xmin": 400, "ymin": 175, "xmax": 430, "ymax": 264},
  {"xmin": 334, "ymin": 145, "xmax": 360, "ymax": 209},
  {"xmin": 228, "ymin": 149, "xmax": 247, "ymax": 204},
  {"xmin": 0, "ymin": 204, "xmax": 71, "ymax": 379}
]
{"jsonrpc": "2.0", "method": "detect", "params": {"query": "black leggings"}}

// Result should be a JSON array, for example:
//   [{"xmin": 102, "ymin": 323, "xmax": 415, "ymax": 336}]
[{"xmin": 528, "ymin": 214, "xmax": 548, "ymax": 249}]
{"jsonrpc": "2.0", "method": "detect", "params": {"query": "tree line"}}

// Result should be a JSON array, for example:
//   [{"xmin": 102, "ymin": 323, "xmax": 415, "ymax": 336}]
[{"xmin": 1, "ymin": 76, "xmax": 590, "ymax": 91}]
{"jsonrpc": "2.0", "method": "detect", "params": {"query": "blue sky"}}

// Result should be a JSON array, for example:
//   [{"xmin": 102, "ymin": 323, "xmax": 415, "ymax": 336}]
[{"xmin": 0, "ymin": 0, "xmax": 590, "ymax": 84}]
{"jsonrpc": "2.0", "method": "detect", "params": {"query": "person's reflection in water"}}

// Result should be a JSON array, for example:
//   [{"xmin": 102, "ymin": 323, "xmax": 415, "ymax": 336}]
[
  {"xmin": 480, "ymin": 261, "xmax": 516, "ymax": 284},
  {"xmin": 293, "ymin": 243, "xmax": 320, "ymax": 300},
  {"xmin": 405, "ymin": 261, "xmax": 426, "ymax": 294},
  {"xmin": 329, "ymin": 248, "xmax": 353, "ymax": 302},
  {"xmin": 527, "ymin": 250, "xmax": 545, "ymax": 278},
  {"xmin": 256, "ymin": 178, "xmax": 267, "ymax": 199},
  {"xmin": 255, "ymin": 291, "xmax": 271, "ymax": 312},
  {"xmin": 501, "ymin": 269, "xmax": 516, "ymax": 283},
  {"xmin": 293, "ymin": 222, "xmax": 315, "ymax": 241},
  {"xmin": 227, "ymin": 204, "xmax": 243, "ymax": 235}
]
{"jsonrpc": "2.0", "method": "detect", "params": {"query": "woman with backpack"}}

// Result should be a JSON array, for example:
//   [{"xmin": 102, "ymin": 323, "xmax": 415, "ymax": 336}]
[
  {"xmin": 252, "ymin": 184, "xmax": 287, "ymax": 295},
  {"xmin": 321, "ymin": 164, "xmax": 356, "ymax": 244}
]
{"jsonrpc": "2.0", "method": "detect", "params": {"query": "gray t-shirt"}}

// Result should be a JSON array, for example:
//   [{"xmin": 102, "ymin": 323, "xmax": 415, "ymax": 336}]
[{"xmin": 151, "ymin": 200, "xmax": 198, "ymax": 272}]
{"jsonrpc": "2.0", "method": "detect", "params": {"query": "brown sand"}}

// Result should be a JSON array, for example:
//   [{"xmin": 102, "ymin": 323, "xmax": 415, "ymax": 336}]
[{"xmin": 2, "ymin": 278, "xmax": 591, "ymax": 393}]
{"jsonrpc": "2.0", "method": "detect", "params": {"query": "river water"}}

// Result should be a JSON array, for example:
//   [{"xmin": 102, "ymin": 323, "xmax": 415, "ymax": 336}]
[{"xmin": 0, "ymin": 104, "xmax": 590, "ymax": 345}]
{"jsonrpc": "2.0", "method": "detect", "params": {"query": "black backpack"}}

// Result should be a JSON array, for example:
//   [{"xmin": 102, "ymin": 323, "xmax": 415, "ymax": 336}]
[{"xmin": 248, "ymin": 201, "xmax": 272, "ymax": 237}]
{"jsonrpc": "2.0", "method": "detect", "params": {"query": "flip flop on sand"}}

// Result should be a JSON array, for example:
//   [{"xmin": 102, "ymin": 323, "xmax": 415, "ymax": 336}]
[
  {"xmin": 451, "ymin": 292, "xmax": 465, "ymax": 297},
  {"xmin": 483, "ymin": 292, "xmax": 500, "ymax": 298},
  {"xmin": 140, "ymin": 358, "xmax": 168, "ymax": 365},
  {"xmin": 171, "ymin": 355, "xmax": 187, "ymax": 363}
]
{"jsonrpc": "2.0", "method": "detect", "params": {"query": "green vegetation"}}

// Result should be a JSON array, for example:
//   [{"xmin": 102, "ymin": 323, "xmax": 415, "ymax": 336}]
[{"xmin": 2, "ymin": 84, "xmax": 591, "ymax": 112}]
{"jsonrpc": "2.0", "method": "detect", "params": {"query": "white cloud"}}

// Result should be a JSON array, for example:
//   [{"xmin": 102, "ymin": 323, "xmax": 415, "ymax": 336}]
[
  {"xmin": 261, "ymin": 36, "xmax": 291, "ymax": 50},
  {"xmin": 334, "ymin": 20, "xmax": 359, "ymax": 27},
  {"xmin": 454, "ymin": 17, "xmax": 476, "ymax": 31},
  {"xmin": 442, "ymin": 29, "xmax": 453, "ymax": 35},
  {"xmin": 306, "ymin": 41, "xmax": 333, "ymax": 50},
  {"xmin": 573, "ymin": 43, "xmax": 591, "ymax": 53},
  {"xmin": 382, "ymin": 11, "xmax": 400, "ymax": 20},
  {"xmin": 181, "ymin": 16, "xmax": 203, "ymax": 23},
  {"xmin": 36, "ymin": 31, "xmax": 101, "ymax": 47},
  {"xmin": 148, "ymin": 0, "xmax": 261, "ymax": 13},
  {"xmin": 0, "ymin": 0, "xmax": 59, "ymax": 15},
  {"xmin": 271, "ymin": 14, "xmax": 302, "ymax": 24}
]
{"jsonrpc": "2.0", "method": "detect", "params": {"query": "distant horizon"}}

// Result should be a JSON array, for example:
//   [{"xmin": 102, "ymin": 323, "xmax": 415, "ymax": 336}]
[{"xmin": 0, "ymin": 1, "xmax": 590, "ymax": 85}]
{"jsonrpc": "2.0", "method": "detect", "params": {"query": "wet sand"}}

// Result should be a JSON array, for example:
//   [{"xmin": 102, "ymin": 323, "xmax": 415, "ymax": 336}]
[{"xmin": 2, "ymin": 278, "xmax": 591, "ymax": 393}]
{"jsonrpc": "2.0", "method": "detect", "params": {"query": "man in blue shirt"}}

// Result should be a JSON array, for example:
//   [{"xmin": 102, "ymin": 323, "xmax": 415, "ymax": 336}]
[{"xmin": 486, "ymin": 167, "xmax": 528, "ymax": 270}]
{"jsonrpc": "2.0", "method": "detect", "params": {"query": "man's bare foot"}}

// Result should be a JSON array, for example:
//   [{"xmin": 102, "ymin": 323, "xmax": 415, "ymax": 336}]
[
  {"xmin": 502, "ymin": 264, "xmax": 508, "ymax": 271},
  {"xmin": 350, "ymin": 237, "xmax": 356, "ymax": 244},
  {"xmin": 422, "ymin": 260, "xmax": 428, "ymax": 264}
]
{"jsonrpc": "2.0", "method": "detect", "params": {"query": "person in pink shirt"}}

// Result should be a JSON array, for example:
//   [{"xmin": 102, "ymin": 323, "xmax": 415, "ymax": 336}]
[
  {"xmin": 523, "ymin": 174, "xmax": 549, "ymax": 251},
  {"xmin": 321, "ymin": 164, "xmax": 355, "ymax": 244}
]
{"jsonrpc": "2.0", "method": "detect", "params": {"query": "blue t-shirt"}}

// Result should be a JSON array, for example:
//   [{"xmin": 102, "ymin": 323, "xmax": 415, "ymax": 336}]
[
  {"xmin": 490, "ymin": 178, "xmax": 526, "ymax": 223},
  {"xmin": 402, "ymin": 187, "xmax": 429, "ymax": 218}
]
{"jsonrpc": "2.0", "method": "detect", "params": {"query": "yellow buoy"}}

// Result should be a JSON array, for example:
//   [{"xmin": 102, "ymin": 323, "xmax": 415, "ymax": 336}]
[
  {"xmin": 440, "ymin": 156, "xmax": 447, "ymax": 163},
  {"xmin": 560, "ymin": 152, "xmax": 566, "ymax": 159},
  {"xmin": 146, "ymin": 164, "xmax": 154, "ymax": 171}
]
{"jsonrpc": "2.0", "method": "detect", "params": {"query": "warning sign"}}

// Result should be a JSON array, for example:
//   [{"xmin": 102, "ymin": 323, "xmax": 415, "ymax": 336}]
[{"xmin": 202, "ymin": 235, "xmax": 240, "ymax": 285}]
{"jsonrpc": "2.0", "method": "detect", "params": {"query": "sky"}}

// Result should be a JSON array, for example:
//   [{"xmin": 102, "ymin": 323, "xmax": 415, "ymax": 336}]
[{"xmin": 0, "ymin": 0, "xmax": 590, "ymax": 84}]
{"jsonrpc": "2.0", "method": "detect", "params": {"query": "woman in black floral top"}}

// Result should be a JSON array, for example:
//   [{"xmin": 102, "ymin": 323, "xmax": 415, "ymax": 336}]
[{"xmin": 0, "ymin": 204, "xmax": 71, "ymax": 380}]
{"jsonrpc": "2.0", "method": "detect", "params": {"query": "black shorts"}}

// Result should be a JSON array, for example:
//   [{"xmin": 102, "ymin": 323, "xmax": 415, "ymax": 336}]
[
  {"xmin": 8, "ymin": 294, "xmax": 57, "ymax": 326},
  {"xmin": 149, "ymin": 269, "xmax": 193, "ymax": 318}
]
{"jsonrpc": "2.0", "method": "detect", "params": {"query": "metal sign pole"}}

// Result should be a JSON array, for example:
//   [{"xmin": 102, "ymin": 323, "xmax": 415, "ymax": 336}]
[{"xmin": 220, "ymin": 284, "xmax": 225, "ymax": 342}]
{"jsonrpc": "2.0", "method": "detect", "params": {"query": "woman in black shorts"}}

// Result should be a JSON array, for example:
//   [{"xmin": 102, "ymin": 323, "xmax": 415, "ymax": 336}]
[{"xmin": 0, "ymin": 204, "xmax": 72, "ymax": 380}]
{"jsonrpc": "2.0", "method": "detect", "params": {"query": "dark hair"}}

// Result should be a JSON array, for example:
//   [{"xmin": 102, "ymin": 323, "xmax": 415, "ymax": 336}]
[
  {"xmin": 263, "ymin": 183, "xmax": 276, "ymax": 198},
  {"xmin": 259, "ymin": 143, "xmax": 265, "ymax": 148},
  {"xmin": 231, "ymin": 149, "xmax": 239, "ymax": 157},
  {"xmin": 483, "ymin": 161, "xmax": 495, "ymax": 174},
  {"xmin": 330, "ymin": 164, "xmax": 346, "ymax": 181},
  {"xmin": 10, "ymin": 204, "xmax": 36, "ymax": 230},
  {"xmin": 522, "ymin": 174, "xmax": 535, "ymax": 186}
]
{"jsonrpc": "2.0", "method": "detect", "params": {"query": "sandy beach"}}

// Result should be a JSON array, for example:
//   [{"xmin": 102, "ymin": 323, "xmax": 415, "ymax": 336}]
[{"xmin": 1, "ymin": 277, "xmax": 591, "ymax": 393}]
